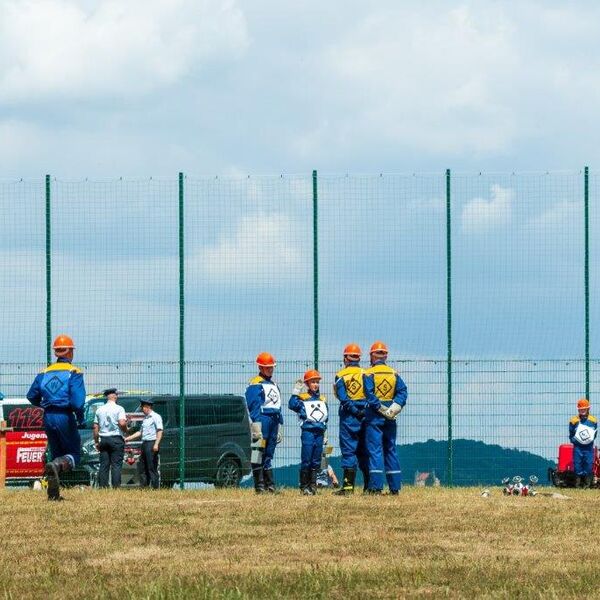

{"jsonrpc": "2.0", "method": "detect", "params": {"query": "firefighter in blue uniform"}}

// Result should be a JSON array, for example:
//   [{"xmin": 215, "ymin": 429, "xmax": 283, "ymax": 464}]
[
  {"xmin": 245, "ymin": 352, "xmax": 283, "ymax": 493},
  {"xmin": 289, "ymin": 369, "xmax": 328, "ymax": 495},
  {"xmin": 364, "ymin": 341, "xmax": 407, "ymax": 495},
  {"xmin": 333, "ymin": 343, "xmax": 369, "ymax": 495},
  {"xmin": 569, "ymin": 398, "xmax": 597, "ymax": 488},
  {"xmin": 26, "ymin": 335, "xmax": 86, "ymax": 501}
]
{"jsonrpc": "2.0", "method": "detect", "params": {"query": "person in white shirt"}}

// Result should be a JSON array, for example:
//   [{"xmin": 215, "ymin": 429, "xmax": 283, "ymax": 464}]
[
  {"xmin": 125, "ymin": 398, "xmax": 163, "ymax": 489},
  {"xmin": 93, "ymin": 388, "xmax": 129, "ymax": 488}
]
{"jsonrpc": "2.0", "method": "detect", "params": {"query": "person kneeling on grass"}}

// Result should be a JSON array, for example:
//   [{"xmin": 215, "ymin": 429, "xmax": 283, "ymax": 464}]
[{"xmin": 289, "ymin": 370, "xmax": 328, "ymax": 495}]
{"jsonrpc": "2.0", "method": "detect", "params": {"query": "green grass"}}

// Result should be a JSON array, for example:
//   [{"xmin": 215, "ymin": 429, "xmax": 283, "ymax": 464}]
[{"xmin": 0, "ymin": 486, "xmax": 594, "ymax": 598}]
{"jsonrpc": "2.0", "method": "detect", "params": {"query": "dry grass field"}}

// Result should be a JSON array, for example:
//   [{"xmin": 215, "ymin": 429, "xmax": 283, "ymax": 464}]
[{"xmin": 0, "ymin": 485, "xmax": 596, "ymax": 599}]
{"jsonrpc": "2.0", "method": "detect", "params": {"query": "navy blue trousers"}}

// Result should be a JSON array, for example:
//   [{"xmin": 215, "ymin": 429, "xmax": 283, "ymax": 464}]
[
  {"xmin": 301, "ymin": 428, "xmax": 324, "ymax": 470},
  {"xmin": 44, "ymin": 411, "xmax": 81, "ymax": 466},
  {"xmin": 574, "ymin": 445, "xmax": 594, "ymax": 476}
]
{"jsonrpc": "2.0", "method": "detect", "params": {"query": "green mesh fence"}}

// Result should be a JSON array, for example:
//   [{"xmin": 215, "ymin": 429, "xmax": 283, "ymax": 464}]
[{"xmin": 0, "ymin": 171, "xmax": 597, "ymax": 488}]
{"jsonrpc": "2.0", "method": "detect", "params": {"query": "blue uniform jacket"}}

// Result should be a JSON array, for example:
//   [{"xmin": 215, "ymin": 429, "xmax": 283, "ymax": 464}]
[
  {"xmin": 245, "ymin": 375, "xmax": 284, "ymax": 424},
  {"xmin": 364, "ymin": 360, "xmax": 407, "ymax": 411},
  {"xmin": 26, "ymin": 357, "xmax": 86, "ymax": 423},
  {"xmin": 569, "ymin": 414, "xmax": 598, "ymax": 448},
  {"xmin": 288, "ymin": 390, "xmax": 328, "ymax": 432}
]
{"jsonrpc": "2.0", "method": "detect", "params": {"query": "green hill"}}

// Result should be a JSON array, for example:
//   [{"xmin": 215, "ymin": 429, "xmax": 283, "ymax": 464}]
[{"xmin": 253, "ymin": 439, "xmax": 556, "ymax": 488}]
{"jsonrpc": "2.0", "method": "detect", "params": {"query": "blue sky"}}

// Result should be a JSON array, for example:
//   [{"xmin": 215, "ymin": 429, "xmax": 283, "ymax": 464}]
[
  {"xmin": 1, "ymin": 1, "xmax": 600, "ymax": 176},
  {"xmin": 2, "ymin": 1, "xmax": 600, "ymax": 463}
]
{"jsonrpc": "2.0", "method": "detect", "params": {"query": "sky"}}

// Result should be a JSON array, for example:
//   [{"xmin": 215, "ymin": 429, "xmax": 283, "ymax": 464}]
[
  {"xmin": 1, "ymin": 0, "xmax": 600, "ymax": 176},
  {"xmin": 2, "ymin": 1, "xmax": 600, "ymax": 463}
]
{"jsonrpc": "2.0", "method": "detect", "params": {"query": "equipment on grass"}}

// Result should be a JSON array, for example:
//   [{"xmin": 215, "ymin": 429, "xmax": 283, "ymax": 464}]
[
  {"xmin": 502, "ymin": 475, "xmax": 538, "ymax": 496},
  {"xmin": 548, "ymin": 443, "xmax": 600, "ymax": 488}
]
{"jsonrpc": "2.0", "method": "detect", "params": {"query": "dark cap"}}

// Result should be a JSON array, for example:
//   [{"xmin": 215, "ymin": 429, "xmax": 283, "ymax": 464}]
[
  {"xmin": 140, "ymin": 398, "xmax": 154, "ymax": 406},
  {"xmin": 103, "ymin": 388, "xmax": 118, "ymax": 397}
]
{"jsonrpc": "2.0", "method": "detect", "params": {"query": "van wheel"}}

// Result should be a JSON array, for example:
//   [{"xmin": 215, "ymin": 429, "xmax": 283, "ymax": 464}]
[{"xmin": 215, "ymin": 457, "xmax": 241, "ymax": 488}]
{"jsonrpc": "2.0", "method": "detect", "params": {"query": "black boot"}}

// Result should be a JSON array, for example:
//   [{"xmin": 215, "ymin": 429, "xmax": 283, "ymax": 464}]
[
  {"xmin": 300, "ymin": 469, "xmax": 312, "ymax": 495},
  {"xmin": 309, "ymin": 469, "xmax": 318, "ymax": 495},
  {"xmin": 583, "ymin": 475, "xmax": 592, "ymax": 489},
  {"xmin": 252, "ymin": 465, "xmax": 265, "ymax": 494},
  {"xmin": 334, "ymin": 468, "xmax": 356, "ymax": 496},
  {"xmin": 362, "ymin": 468, "xmax": 370, "ymax": 492},
  {"xmin": 45, "ymin": 456, "xmax": 71, "ymax": 501},
  {"xmin": 263, "ymin": 469, "xmax": 276, "ymax": 493},
  {"xmin": 575, "ymin": 476, "xmax": 582, "ymax": 488}
]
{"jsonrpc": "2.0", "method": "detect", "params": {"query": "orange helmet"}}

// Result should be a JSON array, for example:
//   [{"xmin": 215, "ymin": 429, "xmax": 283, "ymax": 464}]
[
  {"xmin": 370, "ymin": 341, "xmax": 388, "ymax": 354},
  {"xmin": 53, "ymin": 335, "xmax": 75, "ymax": 356},
  {"xmin": 256, "ymin": 352, "xmax": 276, "ymax": 368},
  {"xmin": 343, "ymin": 343, "xmax": 362, "ymax": 357},
  {"xmin": 303, "ymin": 369, "xmax": 321, "ymax": 383},
  {"xmin": 577, "ymin": 398, "xmax": 591, "ymax": 410}
]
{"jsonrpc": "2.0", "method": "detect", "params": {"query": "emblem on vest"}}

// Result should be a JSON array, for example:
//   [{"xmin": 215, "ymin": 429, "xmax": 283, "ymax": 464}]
[
  {"xmin": 305, "ymin": 400, "xmax": 328, "ymax": 423},
  {"xmin": 261, "ymin": 383, "xmax": 281, "ymax": 410}
]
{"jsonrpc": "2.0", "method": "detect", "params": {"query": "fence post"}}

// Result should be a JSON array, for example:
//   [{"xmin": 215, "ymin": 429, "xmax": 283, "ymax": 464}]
[
  {"xmin": 584, "ymin": 166, "xmax": 590, "ymax": 401},
  {"xmin": 45, "ymin": 174, "xmax": 52, "ymax": 365},
  {"xmin": 178, "ymin": 172, "xmax": 185, "ymax": 489},
  {"xmin": 312, "ymin": 170, "xmax": 319, "ymax": 370},
  {"xmin": 446, "ymin": 169, "xmax": 453, "ymax": 486}
]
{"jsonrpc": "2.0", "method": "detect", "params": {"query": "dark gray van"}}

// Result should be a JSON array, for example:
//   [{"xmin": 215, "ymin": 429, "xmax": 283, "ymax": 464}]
[{"xmin": 74, "ymin": 392, "xmax": 251, "ymax": 487}]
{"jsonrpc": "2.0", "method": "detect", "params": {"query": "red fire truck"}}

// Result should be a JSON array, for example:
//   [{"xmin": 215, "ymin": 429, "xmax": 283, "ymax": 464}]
[{"xmin": 0, "ymin": 398, "xmax": 47, "ymax": 484}]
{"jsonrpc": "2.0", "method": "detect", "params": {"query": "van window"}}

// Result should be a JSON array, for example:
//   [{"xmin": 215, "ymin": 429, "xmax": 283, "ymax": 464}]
[
  {"xmin": 84, "ymin": 396, "xmax": 147, "ymax": 429},
  {"xmin": 213, "ymin": 396, "xmax": 245, "ymax": 424},
  {"xmin": 152, "ymin": 399, "xmax": 172, "ymax": 427},
  {"xmin": 185, "ymin": 397, "xmax": 215, "ymax": 426}
]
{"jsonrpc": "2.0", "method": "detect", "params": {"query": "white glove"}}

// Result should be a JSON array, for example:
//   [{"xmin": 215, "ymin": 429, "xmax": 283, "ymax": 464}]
[
  {"xmin": 292, "ymin": 379, "xmax": 305, "ymax": 396},
  {"xmin": 386, "ymin": 403, "xmax": 404, "ymax": 419},
  {"xmin": 276, "ymin": 425, "xmax": 284, "ymax": 445},
  {"xmin": 251, "ymin": 422, "xmax": 262, "ymax": 442},
  {"xmin": 377, "ymin": 406, "xmax": 390, "ymax": 418}
]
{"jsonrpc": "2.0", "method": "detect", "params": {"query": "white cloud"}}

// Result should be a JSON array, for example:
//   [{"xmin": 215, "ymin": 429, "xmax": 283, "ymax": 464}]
[
  {"xmin": 461, "ymin": 184, "xmax": 513, "ymax": 233},
  {"xmin": 528, "ymin": 200, "xmax": 579, "ymax": 234},
  {"xmin": 191, "ymin": 213, "xmax": 309, "ymax": 282},
  {"xmin": 0, "ymin": 0, "xmax": 248, "ymax": 102},
  {"xmin": 299, "ymin": 4, "xmax": 519, "ymax": 157}
]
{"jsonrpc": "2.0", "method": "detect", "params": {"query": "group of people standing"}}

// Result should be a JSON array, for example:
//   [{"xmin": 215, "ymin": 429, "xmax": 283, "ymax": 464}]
[
  {"xmin": 26, "ymin": 335, "xmax": 163, "ymax": 500},
  {"xmin": 245, "ymin": 341, "xmax": 408, "ymax": 495},
  {"xmin": 26, "ymin": 332, "xmax": 407, "ymax": 500}
]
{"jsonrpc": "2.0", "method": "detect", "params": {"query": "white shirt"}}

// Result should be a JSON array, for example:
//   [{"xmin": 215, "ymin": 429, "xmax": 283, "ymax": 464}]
[
  {"xmin": 141, "ymin": 411, "xmax": 163, "ymax": 441},
  {"xmin": 94, "ymin": 401, "xmax": 126, "ymax": 437}
]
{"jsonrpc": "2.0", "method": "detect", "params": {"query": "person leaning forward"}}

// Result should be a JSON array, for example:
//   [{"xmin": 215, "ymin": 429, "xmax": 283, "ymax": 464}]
[
  {"xmin": 93, "ymin": 388, "xmax": 129, "ymax": 488},
  {"xmin": 125, "ymin": 399, "xmax": 163, "ymax": 489},
  {"xmin": 26, "ymin": 334, "xmax": 86, "ymax": 501}
]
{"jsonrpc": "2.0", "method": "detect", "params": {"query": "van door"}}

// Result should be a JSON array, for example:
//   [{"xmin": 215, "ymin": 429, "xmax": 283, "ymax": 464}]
[
  {"xmin": 149, "ymin": 397, "xmax": 179, "ymax": 484},
  {"xmin": 185, "ymin": 396, "xmax": 216, "ymax": 482},
  {"xmin": 212, "ymin": 396, "xmax": 250, "ymax": 463}
]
